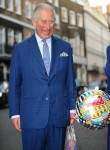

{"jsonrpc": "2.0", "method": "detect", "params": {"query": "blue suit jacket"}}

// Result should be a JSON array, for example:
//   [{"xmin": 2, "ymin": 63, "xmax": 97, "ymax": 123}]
[
  {"xmin": 105, "ymin": 45, "xmax": 110, "ymax": 150},
  {"xmin": 8, "ymin": 34, "xmax": 77, "ymax": 129},
  {"xmin": 105, "ymin": 45, "xmax": 110, "ymax": 94}
]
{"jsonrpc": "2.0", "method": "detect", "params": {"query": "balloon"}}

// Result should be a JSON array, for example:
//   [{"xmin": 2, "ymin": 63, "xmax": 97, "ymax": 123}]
[{"xmin": 75, "ymin": 89, "xmax": 110, "ymax": 130}]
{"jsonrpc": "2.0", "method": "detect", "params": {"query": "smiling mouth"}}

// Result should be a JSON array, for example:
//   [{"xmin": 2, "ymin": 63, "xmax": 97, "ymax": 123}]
[{"xmin": 43, "ymin": 31, "xmax": 50, "ymax": 35}]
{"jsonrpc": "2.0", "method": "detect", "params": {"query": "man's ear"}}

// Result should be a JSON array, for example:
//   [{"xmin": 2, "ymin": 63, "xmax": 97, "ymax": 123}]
[{"xmin": 32, "ymin": 19, "xmax": 36, "ymax": 27}]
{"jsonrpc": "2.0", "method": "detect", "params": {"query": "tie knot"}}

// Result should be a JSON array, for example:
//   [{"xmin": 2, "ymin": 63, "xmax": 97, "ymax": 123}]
[{"xmin": 42, "ymin": 39, "xmax": 46, "ymax": 44}]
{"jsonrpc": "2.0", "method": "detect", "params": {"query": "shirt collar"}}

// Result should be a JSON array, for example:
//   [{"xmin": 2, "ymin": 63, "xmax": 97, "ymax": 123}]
[{"xmin": 35, "ymin": 33, "xmax": 51, "ymax": 44}]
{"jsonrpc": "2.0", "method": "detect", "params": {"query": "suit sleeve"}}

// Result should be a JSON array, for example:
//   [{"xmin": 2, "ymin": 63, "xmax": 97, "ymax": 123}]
[
  {"xmin": 8, "ymin": 45, "xmax": 21, "ymax": 118},
  {"xmin": 67, "ymin": 44, "xmax": 77, "ymax": 110},
  {"xmin": 105, "ymin": 46, "xmax": 110, "ymax": 95}
]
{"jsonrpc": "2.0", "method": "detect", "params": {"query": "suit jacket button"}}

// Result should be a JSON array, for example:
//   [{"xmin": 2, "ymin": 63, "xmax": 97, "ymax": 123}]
[{"xmin": 46, "ymin": 97, "xmax": 48, "ymax": 100}]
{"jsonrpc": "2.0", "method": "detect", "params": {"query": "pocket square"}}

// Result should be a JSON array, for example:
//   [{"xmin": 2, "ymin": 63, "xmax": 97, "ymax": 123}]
[{"xmin": 60, "ymin": 52, "xmax": 69, "ymax": 57}]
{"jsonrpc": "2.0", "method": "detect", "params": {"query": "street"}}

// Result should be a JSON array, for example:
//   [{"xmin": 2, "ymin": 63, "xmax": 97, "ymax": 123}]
[
  {"xmin": 0, "ymin": 108, "xmax": 22, "ymax": 150},
  {"xmin": 0, "ymin": 108, "xmax": 108, "ymax": 150}
]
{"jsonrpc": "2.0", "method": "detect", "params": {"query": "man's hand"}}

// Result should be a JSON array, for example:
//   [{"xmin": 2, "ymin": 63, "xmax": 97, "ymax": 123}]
[
  {"xmin": 11, "ymin": 117, "xmax": 21, "ymax": 132},
  {"xmin": 70, "ymin": 113, "xmax": 76, "ymax": 125}
]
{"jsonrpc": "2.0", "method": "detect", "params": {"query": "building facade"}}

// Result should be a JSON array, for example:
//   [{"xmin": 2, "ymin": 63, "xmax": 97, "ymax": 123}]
[{"xmin": 84, "ymin": 5, "xmax": 110, "ymax": 82}]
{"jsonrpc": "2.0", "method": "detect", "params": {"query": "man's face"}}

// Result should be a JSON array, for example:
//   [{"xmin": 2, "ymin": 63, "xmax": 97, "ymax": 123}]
[{"xmin": 32, "ymin": 9, "xmax": 55, "ymax": 39}]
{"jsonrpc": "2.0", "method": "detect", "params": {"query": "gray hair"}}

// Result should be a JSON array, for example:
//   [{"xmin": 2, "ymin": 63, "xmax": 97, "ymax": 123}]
[{"xmin": 32, "ymin": 3, "xmax": 56, "ymax": 21}]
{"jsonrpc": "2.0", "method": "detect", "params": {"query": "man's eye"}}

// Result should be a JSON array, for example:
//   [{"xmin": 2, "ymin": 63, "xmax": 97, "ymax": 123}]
[
  {"xmin": 41, "ymin": 20, "xmax": 55, "ymax": 25},
  {"xmin": 49, "ymin": 21, "xmax": 54, "ymax": 24}
]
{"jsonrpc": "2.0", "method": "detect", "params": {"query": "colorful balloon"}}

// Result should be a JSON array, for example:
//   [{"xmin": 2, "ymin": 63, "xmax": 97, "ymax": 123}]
[{"xmin": 75, "ymin": 89, "xmax": 110, "ymax": 130}]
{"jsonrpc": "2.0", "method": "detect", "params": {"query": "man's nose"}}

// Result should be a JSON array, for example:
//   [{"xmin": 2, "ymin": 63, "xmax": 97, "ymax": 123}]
[{"xmin": 45, "ymin": 22, "xmax": 50, "ymax": 28}]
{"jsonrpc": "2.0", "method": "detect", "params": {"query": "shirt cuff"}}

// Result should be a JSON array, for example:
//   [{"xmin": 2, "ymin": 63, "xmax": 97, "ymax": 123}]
[
  {"xmin": 70, "ymin": 110, "xmax": 76, "ymax": 113},
  {"xmin": 11, "ymin": 115, "xmax": 20, "ymax": 119}
]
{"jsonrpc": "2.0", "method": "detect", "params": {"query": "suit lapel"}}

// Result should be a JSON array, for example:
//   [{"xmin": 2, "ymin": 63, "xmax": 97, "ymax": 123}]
[
  {"xmin": 28, "ymin": 34, "xmax": 59, "ymax": 76},
  {"xmin": 50, "ymin": 35, "xmax": 59, "ymax": 75},
  {"xmin": 28, "ymin": 34, "xmax": 47, "ymax": 73}
]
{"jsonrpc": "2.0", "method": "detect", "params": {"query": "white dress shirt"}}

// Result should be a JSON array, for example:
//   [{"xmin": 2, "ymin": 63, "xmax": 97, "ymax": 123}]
[{"xmin": 35, "ymin": 33, "xmax": 52, "ymax": 60}]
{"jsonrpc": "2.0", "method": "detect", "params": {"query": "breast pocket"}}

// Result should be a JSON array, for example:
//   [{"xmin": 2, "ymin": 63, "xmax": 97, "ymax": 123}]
[{"xmin": 59, "ymin": 57, "xmax": 69, "ymax": 72}]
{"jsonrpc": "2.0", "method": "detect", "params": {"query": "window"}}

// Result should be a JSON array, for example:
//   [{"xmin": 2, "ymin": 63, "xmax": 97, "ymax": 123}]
[
  {"xmin": 55, "ymin": 13, "xmax": 60, "ymax": 29},
  {"xmin": 69, "ymin": 38, "xmax": 75, "ymax": 50},
  {"xmin": 47, "ymin": 0, "xmax": 53, "ymax": 3},
  {"xmin": 53, "ymin": 0, "xmax": 59, "ymax": 7},
  {"xmin": 74, "ymin": 32, "xmax": 80, "ymax": 55},
  {"xmin": 32, "ymin": 3, "xmax": 36, "ymax": 11},
  {"xmin": 0, "ymin": 26, "xmax": 5, "ymax": 53},
  {"xmin": 69, "ymin": 10, "xmax": 76, "ymax": 25},
  {"xmin": 15, "ymin": 31, "xmax": 22, "ymax": 43},
  {"xmin": 70, "ymin": 0, "xmax": 76, "ymax": 2},
  {"xmin": 25, "ymin": 1, "xmax": 32, "ymax": 19},
  {"xmin": 61, "ymin": 7, "xmax": 68, "ymax": 23},
  {"xmin": 7, "ymin": 0, "xmax": 14, "ymax": 12},
  {"xmin": 77, "ymin": 13, "xmax": 83, "ymax": 27},
  {"xmin": 7, "ymin": 28, "xmax": 14, "ymax": 46},
  {"xmin": 15, "ymin": 0, "xmax": 21, "ymax": 15},
  {"xmin": 62, "ymin": 36, "xmax": 69, "ymax": 42},
  {"xmin": 0, "ymin": 0, "xmax": 5, "ymax": 8},
  {"xmin": 80, "ymin": 40, "xmax": 84, "ymax": 57},
  {"xmin": 76, "ymin": 0, "xmax": 89, "ymax": 5}
]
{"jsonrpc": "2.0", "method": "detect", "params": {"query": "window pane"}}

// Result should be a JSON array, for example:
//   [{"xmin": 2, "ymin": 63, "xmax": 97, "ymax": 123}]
[
  {"xmin": 15, "ymin": 0, "xmax": 21, "ymax": 15},
  {"xmin": 62, "ymin": 36, "xmax": 69, "ymax": 42},
  {"xmin": 47, "ymin": 0, "xmax": 53, "ymax": 3},
  {"xmin": 53, "ymin": 0, "xmax": 59, "ymax": 7},
  {"xmin": 0, "ymin": 26, "xmax": 5, "ymax": 53},
  {"xmin": 80, "ymin": 40, "xmax": 84, "ymax": 57},
  {"xmin": 25, "ymin": 1, "xmax": 32, "ymax": 19},
  {"xmin": 70, "ymin": 0, "xmax": 76, "ymax": 2},
  {"xmin": 61, "ymin": 7, "xmax": 68, "ymax": 23},
  {"xmin": 77, "ymin": 13, "xmax": 83, "ymax": 27},
  {"xmin": 8, "ymin": 28, "xmax": 14, "ymax": 46},
  {"xmin": 55, "ymin": 13, "xmax": 60, "ymax": 29},
  {"xmin": 15, "ymin": 31, "xmax": 22, "ymax": 43},
  {"xmin": 74, "ymin": 32, "xmax": 80, "ymax": 55},
  {"xmin": 0, "ymin": 0, "xmax": 5, "ymax": 8},
  {"xmin": 69, "ymin": 10, "xmax": 76, "ymax": 25},
  {"xmin": 7, "ymin": 0, "xmax": 14, "ymax": 12}
]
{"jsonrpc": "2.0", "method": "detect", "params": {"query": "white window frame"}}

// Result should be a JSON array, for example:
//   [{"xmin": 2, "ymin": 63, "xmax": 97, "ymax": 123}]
[
  {"xmin": 0, "ymin": 26, "xmax": 6, "ymax": 53},
  {"xmin": 25, "ymin": 1, "xmax": 32, "ymax": 19},
  {"xmin": 80, "ymin": 40, "xmax": 84, "ymax": 57},
  {"xmin": 7, "ymin": 0, "xmax": 14, "ymax": 12},
  {"xmin": 74, "ymin": 32, "xmax": 80, "ymax": 56},
  {"xmin": 0, "ymin": 0, "xmax": 5, "ymax": 8},
  {"xmin": 15, "ymin": 0, "xmax": 21, "ymax": 15},
  {"xmin": 69, "ymin": 38, "xmax": 74, "ymax": 50},
  {"xmin": 53, "ymin": 0, "xmax": 59, "ymax": 7},
  {"xmin": 61, "ymin": 7, "xmax": 68, "ymax": 23},
  {"xmin": 77, "ymin": 13, "xmax": 83, "ymax": 27},
  {"xmin": 55, "ymin": 13, "xmax": 60, "ymax": 29},
  {"xmin": 70, "ymin": 0, "xmax": 76, "ymax": 2},
  {"xmin": 7, "ymin": 28, "xmax": 14, "ymax": 46},
  {"xmin": 47, "ymin": 0, "xmax": 53, "ymax": 3},
  {"xmin": 69, "ymin": 10, "xmax": 76, "ymax": 25},
  {"xmin": 15, "ymin": 31, "xmax": 22, "ymax": 43},
  {"xmin": 62, "ymin": 36, "xmax": 69, "ymax": 42}
]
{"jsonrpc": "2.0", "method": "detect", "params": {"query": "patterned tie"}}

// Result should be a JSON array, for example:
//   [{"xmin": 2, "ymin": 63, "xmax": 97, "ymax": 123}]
[{"xmin": 42, "ymin": 40, "xmax": 50, "ymax": 75}]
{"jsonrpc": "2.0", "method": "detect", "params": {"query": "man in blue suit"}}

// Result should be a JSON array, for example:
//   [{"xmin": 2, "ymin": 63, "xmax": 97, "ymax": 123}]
[
  {"xmin": 8, "ymin": 3, "xmax": 77, "ymax": 150},
  {"xmin": 105, "ymin": 44, "xmax": 110, "ymax": 150}
]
